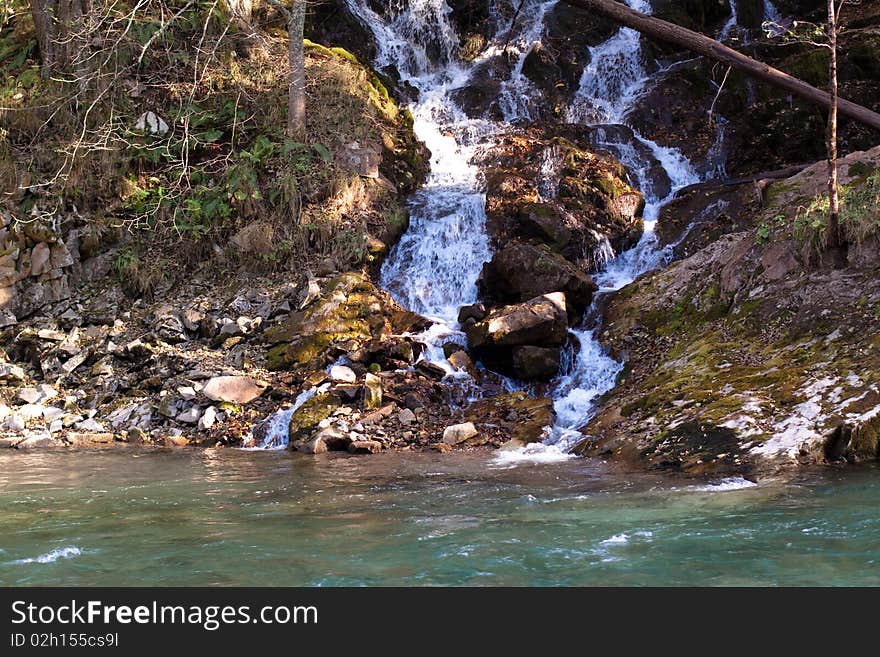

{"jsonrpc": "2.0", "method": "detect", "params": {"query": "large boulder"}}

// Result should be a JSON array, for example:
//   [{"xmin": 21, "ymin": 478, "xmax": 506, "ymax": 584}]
[
  {"xmin": 574, "ymin": 148, "xmax": 880, "ymax": 475},
  {"xmin": 466, "ymin": 292, "xmax": 568, "ymax": 350},
  {"xmin": 263, "ymin": 272, "xmax": 430, "ymax": 371},
  {"xmin": 477, "ymin": 241, "xmax": 598, "ymax": 320},
  {"xmin": 202, "ymin": 376, "xmax": 266, "ymax": 404},
  {"xmin": 480, "ymin": 125, "xmax": 644, "ymax": 273},
  {"xmin": 465, "ymin": 293, "xmax": 568, "ymax": 380}
]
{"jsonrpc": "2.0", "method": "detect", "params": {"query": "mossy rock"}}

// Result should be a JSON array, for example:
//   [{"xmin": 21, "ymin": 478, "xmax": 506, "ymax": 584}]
[
  {"xmin": 287, "ymin": 394, "xmax": 341, "ymax": 447},
  {"xmin": 465, "ymin": 392, "xmax": 555, "ymax": 446},
  {"xmin": 264, "ymin": 272, "xmax": 429, "ymax": 371}
]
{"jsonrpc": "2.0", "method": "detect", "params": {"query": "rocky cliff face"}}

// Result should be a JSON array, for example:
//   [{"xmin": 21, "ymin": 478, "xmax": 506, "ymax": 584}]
[{"xmin": 575, "ymin": 146, "xmax": 880, "ymax": 474}]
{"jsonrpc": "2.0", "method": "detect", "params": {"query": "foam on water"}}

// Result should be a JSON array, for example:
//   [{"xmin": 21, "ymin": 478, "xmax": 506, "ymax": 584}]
[
  {"xmin": 691, "ymin": 477, "xmax": 759, "ymax": 492},
  {"xmin": 8, "ymin": 546, "xmax": 82, "ymax": 565}
]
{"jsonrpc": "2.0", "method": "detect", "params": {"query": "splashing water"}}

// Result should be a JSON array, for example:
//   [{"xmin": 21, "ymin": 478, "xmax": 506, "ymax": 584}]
[
  {"xmin": 533, "ymin": 0, "xmax": 701, "ymax": 462},
  {"xmin": 8, "ymin": 546, "xmax": 82, "ymax": 565},
  {"xmin": 350, "ymin": 1, "xmax": 564, "ymax": 339},
  {"xmin": 567, "ymin": 0, "xmax": 654, "ymax": 125},
  {"xmin": 493, "ymin": 1, "xmax": 561, "ymax": 122},
  {"xmin": 720, "ymin": 0, "xmax": 741, "ymax": 42},
  {"xmin": 338, "ymin": 1, "xmax": 702, "ymax": 464},
  {"xmin": 244, "ymin": 387, "xmax": 318, "ymax": 450}
]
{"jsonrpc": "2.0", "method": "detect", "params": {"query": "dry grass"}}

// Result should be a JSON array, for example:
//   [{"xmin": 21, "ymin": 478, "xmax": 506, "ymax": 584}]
[{"xmin": 0, "ymin": 2, "xmax": 421, "ymax": 296}]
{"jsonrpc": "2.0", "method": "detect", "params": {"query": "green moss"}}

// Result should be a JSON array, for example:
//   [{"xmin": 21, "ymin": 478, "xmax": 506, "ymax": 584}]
[
  {"xmin": 847, "ymin": 162, "xmax": 876, "ymax": 179},
  {"xmin": 287, "ymin": 394, "xmax": 341, "ymax": 445},
  {"xmin": 784, "ymin": 48, "xmax": 830, "ymax": 87}
]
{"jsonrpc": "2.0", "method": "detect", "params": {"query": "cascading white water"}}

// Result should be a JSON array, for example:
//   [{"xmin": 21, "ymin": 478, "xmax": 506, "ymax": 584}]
[
  {"xmin": 347, "ymin": 0, "xmax": 493, "ymax": 363},
  {"xmin": 499, "ymin": 0, "xmax": 702, "ymax": 463},
  {"xmin": 252, "ymin": 0, "xmax": 719, "ymax": 461},
  {"xmin": 722, "ymin": 0, "xmax": 787, "ymax": 42},
  {"xmin": 567, "ymin": 0, "xmax": 654, "ymax": 126},
  {"xmin": 493, "ymin": 1, "xmax": 561, "ymax": 122},
  {"xmin": 720, "ymin": 0, "xmax": 741, "ymax": 41},
  {"xmin": 244, "ymin": 387, "xmax": 318, "ymax": 450},
  {"xmin": 763, "ymin": 0, "xmax": 787, "ymax": 37},
  {"xmin": 350, "ymin": 1, "xmax": 565, "ymax": 369}
]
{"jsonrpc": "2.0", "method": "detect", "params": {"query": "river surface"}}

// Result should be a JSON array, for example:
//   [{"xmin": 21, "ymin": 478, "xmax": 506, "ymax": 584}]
[{"xmin": 2, "ymin": 449, "xmax": 879, "ymax": 586}]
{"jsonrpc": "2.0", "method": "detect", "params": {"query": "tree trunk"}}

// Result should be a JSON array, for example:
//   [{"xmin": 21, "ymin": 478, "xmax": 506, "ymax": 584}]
[
  {"xmin": 31, "ymin": 0, "xmax": 56, "ymax": 77},
  {"xmin": 288, "ymin": 0, "xmax": 306, "ymax": 137},
  {"xmin": 224, "ymin": 0, "xmax": 253, "ymax": 29},
  {"xmin": 826, "ymin": 0, "xmax": 841, "ymax": 249},
  {"xmin": 30, "ymin": 0, "xmax": 91, "ymax": 77},
  {"xmin": 561, "ymin": 0, "xmax": 880, "ymax": 132}
]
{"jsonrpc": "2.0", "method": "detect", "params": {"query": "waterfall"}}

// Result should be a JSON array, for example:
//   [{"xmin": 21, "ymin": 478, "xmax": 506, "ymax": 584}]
[
  {"xmin": 567, "ymin": 0, "xmax": 654, "ymax": 125},
  {"xmin": 720, "ymin": 0, "xmax": 740, "ymax": 41},
  {"xmin": 499, "ymin": 0, "xmax": 701, "ymax": 463},
  {"xmin": 348, "ymin": 1, "xmax": 564, "ymax": 363},
  {"xmin": 763, "ymin": 1, "xmax": 786, "ymax": 37},
  {"xmin": 722, "ymin": 0, "xmax": 787, "ymax": 42},
  {"xmin": 333, "ymin": 1, "xmax": 707, "ymax": 463}
]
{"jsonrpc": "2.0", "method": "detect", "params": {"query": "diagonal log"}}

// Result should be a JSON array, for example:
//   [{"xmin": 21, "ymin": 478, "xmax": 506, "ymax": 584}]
[{"xmin": 561, "ymin": 0, "xmax": 880, "ymax": 131}]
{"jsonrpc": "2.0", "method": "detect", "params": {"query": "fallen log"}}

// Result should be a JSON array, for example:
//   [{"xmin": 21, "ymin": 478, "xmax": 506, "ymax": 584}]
[
  {"xmin": 561, "ymin": 0, "xmax": 880, "ymax": 132},
  {"xmin": 720, "ymin": 163, "xmax": 812, "ymax": 186}
]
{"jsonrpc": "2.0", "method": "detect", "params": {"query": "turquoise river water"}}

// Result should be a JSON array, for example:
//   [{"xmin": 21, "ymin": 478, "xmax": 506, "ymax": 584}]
[{"xmin": 1, "ymin": 449, "xmax": 879, "ymax": 586}]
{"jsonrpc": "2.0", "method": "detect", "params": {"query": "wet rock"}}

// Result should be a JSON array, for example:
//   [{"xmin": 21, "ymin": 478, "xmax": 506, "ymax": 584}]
[
  {"xmin": 298, "ymin": 434, "xmax": 329, "ymax": 454},
  {"xmin": 202, "ymin": 376, "xmax": 266, "ymax": 404},
  {"xmin": 478, "ymin": 242, "xmax": 597, "ymax": 319},
  {"xmin": 288, "ymin": 394, "xmax": 341, "ymax": 447},
  {"xmin": 163, "ymin": 435, "xmax": 190, "ymax": 447},
  {"xmin": 521, "ymin": 2, "xmax": 618, "ymax": 109},
  {"xmin": 447, "ymin": 349, "xmax": 475, "ymax": 375},
  {"xmin": 458, "ymin": 303, "xmax": 487, "ymax": 325},
  {"xmin": 415, "ymin": 361, "xmax": 448, "ymax": 380},
  {"xmin": 482, "ymin": 125, "xmax": 645, "ymax": 272},
  {"xmin": 467, "ymin": 293, "xmax": 568, "ymax": 350},
  {"xmin": 347, "ymin": 439, "xmax": 382, "ymax": 454},
  {"xmin": 657, "ymin": 181, "xmax": 762, "ymax": 260},
  {"xmin": 573, "ymin": 147, "xmax": 880, "ymax": 474},
  {"xmin": 512, "ymin": 346, "xmax": 561, "ymax": 381},
  {"xmin": 442, "ymin": 422, "xmax": 479, "ymax": 445}
]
